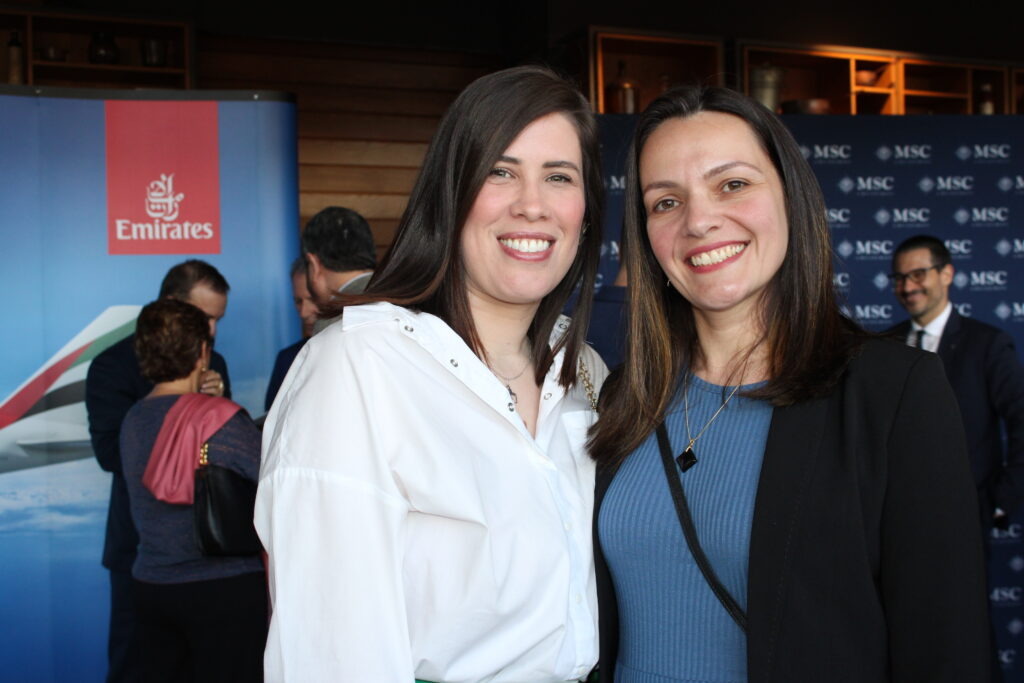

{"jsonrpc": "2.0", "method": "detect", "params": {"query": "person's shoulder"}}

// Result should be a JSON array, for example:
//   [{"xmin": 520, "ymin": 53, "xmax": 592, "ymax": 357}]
[
  {"xmin": 92, "ymin": 334, "xmax": 136, "ymax": 365},
  {"xmin": 844, "ymin": 334, "xmax": 942, "ymax": 384},
  {"xmin": 956, "ymin": 313, "xmax": 1010, "ymax": 343}
]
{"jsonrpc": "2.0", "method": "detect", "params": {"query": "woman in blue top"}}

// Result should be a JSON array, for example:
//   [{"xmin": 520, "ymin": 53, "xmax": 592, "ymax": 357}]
[{"xmin": 589, "ymin": 86, "xmax": 991, "ymax": 682}]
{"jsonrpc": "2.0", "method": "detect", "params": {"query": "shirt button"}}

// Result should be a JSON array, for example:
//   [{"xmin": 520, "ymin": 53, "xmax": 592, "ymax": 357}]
[
  {"xmin": 543, "ymin": 392, "xmax": 552, "ymax": 400},
  {"xmin": 450, "ymin": 358, "xmax": 458, "ymax": 367},
  {"xmin": 564, "ymin": 521, "xmax": 572, "ymax": 531},
  {"xmin": 574, "ymin": 593, "xmax": 583, "ymax": 604},
  {"xmin": 508, "ymin": 402, "xmax": 515, "ymax": 412},
  {"xmin": 404, "ymin": 325, "xmax": 414, "ymax": 332}
]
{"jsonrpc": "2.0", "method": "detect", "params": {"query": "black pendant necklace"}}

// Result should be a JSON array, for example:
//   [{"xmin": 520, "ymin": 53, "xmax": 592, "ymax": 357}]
[{"xmin": 680, "ymin": 375, "xmax": 742, "ymax": 472}]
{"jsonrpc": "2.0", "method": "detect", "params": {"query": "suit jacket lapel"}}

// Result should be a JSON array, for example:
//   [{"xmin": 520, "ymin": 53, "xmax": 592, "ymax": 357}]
[
  {"xmin": 937, "ymin": 309, "xmax": 962, "ymax": 365},
  {"xmin": 747, "ymin": 394, "xmax": 829, "ymax": 682}
]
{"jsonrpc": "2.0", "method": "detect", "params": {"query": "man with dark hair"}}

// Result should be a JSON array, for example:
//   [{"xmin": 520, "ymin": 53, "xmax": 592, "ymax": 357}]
[
  {"xmin": 85, "ymin": 259, "xmax": 232, "ymax": 683},
  {"xmin": 265, "ymin": 257, "xmax": 317, "ymax": 411},
  {"xmin": 888, "ymin": 234, "xmax": 1024, "ymax": 530},
  {"xmin": 302, "ymin": 206, "xmax": 376, "ymax": 306}
]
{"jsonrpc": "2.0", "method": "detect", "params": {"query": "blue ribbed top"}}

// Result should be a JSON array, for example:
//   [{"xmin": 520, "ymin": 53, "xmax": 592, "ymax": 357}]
[{"xmin": 599, "ymin": 375, "xmax": 772, "ymax": 683}]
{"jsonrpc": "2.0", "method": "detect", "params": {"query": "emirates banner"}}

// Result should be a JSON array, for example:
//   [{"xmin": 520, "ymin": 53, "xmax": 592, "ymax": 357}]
[
  {"xmin": 0, "ymin": 87, "xmax": 298, "ymax": 682},
  {"xmin": 598, "ymin": 113, "xmax": 1024, "ymax": 680}
]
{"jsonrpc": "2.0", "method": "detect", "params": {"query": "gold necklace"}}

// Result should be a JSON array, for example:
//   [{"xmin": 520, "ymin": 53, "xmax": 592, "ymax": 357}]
[{"xmin": 680, "ymin": 375, "xmax": 742, "ymax": 470}]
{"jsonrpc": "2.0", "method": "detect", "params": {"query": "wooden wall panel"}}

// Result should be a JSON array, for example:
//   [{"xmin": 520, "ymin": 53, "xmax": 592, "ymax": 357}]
[{"xmin": 196, "ymin": 34, "xmax": 498, "ymax": 255}]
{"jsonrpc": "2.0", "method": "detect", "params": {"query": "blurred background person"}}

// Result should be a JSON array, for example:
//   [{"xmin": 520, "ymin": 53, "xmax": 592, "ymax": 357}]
[
  {"xmin": 120, "ymin": 298, "xmax": 265, "ymax": 682},
  {"xmin": 256, "ymin": 65, "xmax": 606, "ymax": 681},
  {"xmin": 265, "ymin": 257, "xmax": 318, "ymax": 411},
  {"xmin": 85, "ymin": 259, "xmax": 231, "ymax": 683},
  {"xmin": 590, "ymin": 86, "xmax": 990, "ymax": 682}
]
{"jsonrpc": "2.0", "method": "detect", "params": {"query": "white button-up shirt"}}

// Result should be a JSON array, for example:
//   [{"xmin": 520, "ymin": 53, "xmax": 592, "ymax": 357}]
[{"xmin": 256, "ymin": 302, "xmax": 606, "ymax": 682}]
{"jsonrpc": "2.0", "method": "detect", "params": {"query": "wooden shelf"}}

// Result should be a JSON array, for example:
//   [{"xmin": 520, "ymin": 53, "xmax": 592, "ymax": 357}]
[
  {"xmin": 1, "ymin": 8, "xmax": 191, "ymax": 89},
  {"xmin": 742, "ymin": 41, "xmax": 1015, "ymax": 115},
  {"xmin": 589, "ymin": 28, "xmax": 724, "ymax": 114}
]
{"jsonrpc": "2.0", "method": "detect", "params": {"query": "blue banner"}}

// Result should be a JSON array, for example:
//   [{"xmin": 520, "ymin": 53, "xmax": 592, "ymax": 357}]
[{"xmin": 0, "ymin": 87, "xmax": 298, "ymax": 682}]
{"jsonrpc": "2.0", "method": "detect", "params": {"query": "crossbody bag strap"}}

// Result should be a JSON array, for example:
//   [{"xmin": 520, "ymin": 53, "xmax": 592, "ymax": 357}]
[{"xmin": 655, "ymin": 422, "xmax": 748, "ymax": 633}]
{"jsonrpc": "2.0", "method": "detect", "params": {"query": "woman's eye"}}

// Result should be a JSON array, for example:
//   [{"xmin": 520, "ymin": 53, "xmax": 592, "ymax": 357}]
[
  {"xmin": 723, "ymin": 179, "xmax": 748, "ymax": 192},
  {"xmin": 547, "ymin": 173, "xmax": 573, "ymax": 184},
  {"xmin": 652, "ymin": 198, "xmax": 678, "ymax": 212},
  {"xmin": 489, "ymin": 167, "xmax": 513, "ymax": 179}
]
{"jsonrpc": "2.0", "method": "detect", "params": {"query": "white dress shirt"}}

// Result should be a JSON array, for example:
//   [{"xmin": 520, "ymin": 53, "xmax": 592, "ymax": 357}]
[
  {"xmin": 256, "ymin": 302, "xmax": 606, "ymax": 682},
  {"xmin": 908, "ymin": 302, "xmax": 953, "ymax": 353}
]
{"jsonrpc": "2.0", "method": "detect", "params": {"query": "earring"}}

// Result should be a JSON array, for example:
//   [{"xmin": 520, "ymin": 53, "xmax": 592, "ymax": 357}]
[
  {"xmin": 666, "ymin": 278, "xmax": 672, "ymax": 288},
  {"xmin": 581, "ymin": 221, "xmax": 589, "ymax": 237}
]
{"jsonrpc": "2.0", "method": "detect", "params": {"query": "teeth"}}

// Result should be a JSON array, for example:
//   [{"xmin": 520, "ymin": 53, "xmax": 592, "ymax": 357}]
[
  {"xmin": 500, "ymin": 238, "xmax": 551, "ymax": 253},
  {"xmin": 689, "ymin": 243, "xmax": 745, "ymax": 267}
]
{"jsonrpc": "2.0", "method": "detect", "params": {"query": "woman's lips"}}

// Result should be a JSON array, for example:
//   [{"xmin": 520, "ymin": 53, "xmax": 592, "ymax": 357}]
[
  {"xmin": 686, "ymin": 242, "xmax": 747, "ymax": 272},
  {"xmin": 498, "ymin": 235, "xmax": 555, "ymax": 261}
]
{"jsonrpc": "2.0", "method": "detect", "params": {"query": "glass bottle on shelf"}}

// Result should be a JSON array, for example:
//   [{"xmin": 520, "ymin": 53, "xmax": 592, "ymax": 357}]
[
  {"xmin": 605, "ymin": 60, "xmax": 640, "ymax": 114},
  {"xmin": 7, "ymin": 30, "xmax": 24, "ymax": 85},
  {"xmin": 977, "ymin": 83, "xmax": 995, "ymax": 115}
]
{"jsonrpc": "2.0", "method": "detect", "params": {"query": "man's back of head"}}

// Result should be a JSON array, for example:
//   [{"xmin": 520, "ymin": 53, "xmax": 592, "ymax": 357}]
[{"xmin": 302, "ymin": 206, "xmax": 376, "ymax": 304}]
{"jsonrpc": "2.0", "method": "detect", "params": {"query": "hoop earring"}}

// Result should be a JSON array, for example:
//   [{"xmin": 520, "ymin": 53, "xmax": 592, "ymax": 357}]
[{"xmin": 581, "ymin": 221, "xmax": 589, "ymax": 237}]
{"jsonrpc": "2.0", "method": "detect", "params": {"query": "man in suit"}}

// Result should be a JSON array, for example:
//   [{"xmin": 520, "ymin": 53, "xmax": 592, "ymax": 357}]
[
  {"xmin": 303, "ymin": 206, "xmax": 377, "ymax": 335},
  {"xmin": 265, "ymin": 257, "xmax": 317, "ymax": 411},
  {"xmin": 888, "ymin": 234, "xmax": 1024, "ymax": 529},
  {"xmin": 85, "ymin": 260, "xmax": 232, "ymax": 683}
]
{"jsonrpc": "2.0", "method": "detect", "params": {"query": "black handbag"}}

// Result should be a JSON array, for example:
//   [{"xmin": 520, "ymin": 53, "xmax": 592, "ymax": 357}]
[{"xmin": 193, "ymin": 442, "xmax": 263, "ymax": 556}]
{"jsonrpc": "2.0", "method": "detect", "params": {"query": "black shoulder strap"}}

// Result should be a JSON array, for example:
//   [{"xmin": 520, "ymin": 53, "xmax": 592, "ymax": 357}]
[{"xmin": 655, "ymin": 422, "xmax": 748, "ymax": 633}]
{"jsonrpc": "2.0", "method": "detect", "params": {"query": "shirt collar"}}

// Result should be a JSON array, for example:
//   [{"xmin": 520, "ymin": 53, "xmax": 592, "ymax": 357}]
[{"xmin": 912, "ymin": 301, "xmax": 953, "ymax": 338}]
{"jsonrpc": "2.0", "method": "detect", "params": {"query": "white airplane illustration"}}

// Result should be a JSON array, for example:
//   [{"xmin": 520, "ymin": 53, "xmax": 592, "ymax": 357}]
[{"xmin": 0, "ymin": 306, "xmax": 140, "ymax": 474}]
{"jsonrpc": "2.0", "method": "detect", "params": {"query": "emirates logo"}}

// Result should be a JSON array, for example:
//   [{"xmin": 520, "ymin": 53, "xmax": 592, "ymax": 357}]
[{"xmin": 145, "ymin": 174, "xmax": 185, "ymax": 221}]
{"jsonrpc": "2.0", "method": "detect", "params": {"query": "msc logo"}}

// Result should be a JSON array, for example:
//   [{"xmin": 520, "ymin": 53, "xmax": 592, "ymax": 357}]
[
  {"xmin": 855, "ymin": 239, "xmax": 893, "ymax": 257},
  {"xmin": 876, "ymin": 208, "xmax": 929, "ymax": 226},
  {"xmin": 997, "ymin": 175, "xmax": 1024, "ymax": 192},
  {"xmin": 606, "ymin": 175, "xmax": 626, "ymax": 191},
  {"xmin": 995, "ymin": 302, "xmax": 1024, "ymax": 321},
  {"xmin": 973, "ymin": 271, "xmax": 1008, "ymax": 286},
  {"xmin": 990, "ymin": 586, "xmax": 1023, "ymax": 603},
  {"xmin": 944, "ymin": 238, "xmax": 972, "ymax": 256},
  {"xmin": 826, "ymin": 208, "xmax": 851, "ymax": 225},
  {"xmin": 799, "ymin": 145, "xmax": 811, "ymax": 159},
  {"xmin": 957, "ymin": 143, "xmax": 1012, "ymax": 160},
  {"xmin": 1009, "ymin": 619, "xmax": 1024, "ymax": 635},
  {"xmin": 893, "ymin": 144, "xmax": 932, "ymax": 160},
  {"xmin": 836, "ymin": 240, "xmax": 854, "ymax": 259},
  {"xmin": 872, "ymin": 272, "xmax": 890, "ymax": 291},
  {"xmin": 599, "ymin": 240, "xmax": 621, "ymax": 260},
  {"xmin": 954, "ymin": 207, "xmax": 1010, "ymax": 225},
  {"xmin": 840, "ymin": 176, "xmax": 894, "ymax": 193},
  {"xmin": 853, "ymin": 304, "xmax": 893, "ymax": 321},
  {"xmin": 929, "ymin": 176, "xmax": 974, "ymax": 192},
  {"xmin": 953, "ymin": 272, "xmax": 969, "ymax": 290},
  {"xmin": 995, "ymin": 238, "xmax": 1024, "ymax": 257},
  {"xmin": 858, "ymin": 176, "xmax": 894, "ymax": 191},
  {"xmin": 833, "ymin": 272, "xmax": 851, "ymax": 288},
  {"xmin": 993, "ymin": 523, "xmax": 1023, "ymax": 541},
  {"xmin": 1011, "ymin": 556, "xmax": 1024, "ymax": 573},
  {"xmin": 999, "ymin": 649, "xmax": 1017, "ymax": 666},
  {"xmin": 812, "ymin": 144, "xmax": 852, "ymax": 160},
  {"xmin": 953, "ymin": 302, "xmax": 973, "ymax": 317}
]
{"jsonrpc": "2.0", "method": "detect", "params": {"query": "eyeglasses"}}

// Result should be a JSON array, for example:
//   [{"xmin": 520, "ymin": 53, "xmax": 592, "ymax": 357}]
[{"xmin": 889, "ymin": 265, "xmax": 941, "ymax": 287}]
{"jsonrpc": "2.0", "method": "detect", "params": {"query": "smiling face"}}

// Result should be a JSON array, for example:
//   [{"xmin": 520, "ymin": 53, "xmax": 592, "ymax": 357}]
[
  {"xmin": 459, "ymin": 112, "xmax": 586, "ymax": 314},
  {"xmin": 893, "ymin": 247, "xmax": 952, "ymax": 326},
  {"xmin": 641, "ymin": 111, "xmax": 789, "ymax": 323}
]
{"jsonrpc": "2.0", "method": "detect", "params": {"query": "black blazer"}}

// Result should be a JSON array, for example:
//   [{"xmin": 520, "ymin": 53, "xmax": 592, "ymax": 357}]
[
  {"xmin": 888, "ymin": 310, "xmax": 1024, "ymax": 516},
  {"xmin": 85, "ymin": 334, "xmax": 230, "ymax": 571},
  {"xmin": 594, "ymin": 338, "xmax": 990, "ymax": 682}
]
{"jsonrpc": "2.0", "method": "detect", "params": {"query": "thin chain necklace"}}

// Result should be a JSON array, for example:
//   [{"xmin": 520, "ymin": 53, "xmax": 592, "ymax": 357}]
[
  {"xmin": 488, "ymin": 356, "xmax": 531, "ymax": 405},
  {"xmin": 679, "ymin": 375, "xmax": 742, "ymax": 471}
]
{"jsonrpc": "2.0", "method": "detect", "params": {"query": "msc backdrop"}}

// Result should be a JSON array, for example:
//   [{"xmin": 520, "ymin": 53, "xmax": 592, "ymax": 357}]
[
  {"xmin": 0, "ymin": 86, "xmax": 298, "ymax": 682},
  {"xmin": 595, "ymin": 113, "xmax": 1024, "ymax": 679}
]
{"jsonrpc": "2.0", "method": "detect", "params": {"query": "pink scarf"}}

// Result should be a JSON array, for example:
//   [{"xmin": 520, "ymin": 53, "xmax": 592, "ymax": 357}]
[{"xmin": 142, "ymin": 393, "xmax": 241, "ymax": 504}]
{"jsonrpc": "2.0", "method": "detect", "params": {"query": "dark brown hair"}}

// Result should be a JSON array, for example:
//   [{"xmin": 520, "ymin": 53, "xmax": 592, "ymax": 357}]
[
  {"xmin": 135, "ymin": 299, "xmax": 212, "ymax": 384},
  {"xmin": 590, "ymin": 85, "xmax": 863, "ymax": 467},
  {"xmin": 158, "ymin": 259, "xmax": 229, "ymax": 300},
  {"xmin": 332, "ymin": 65, "xmax": 604, "ymax": 389}
]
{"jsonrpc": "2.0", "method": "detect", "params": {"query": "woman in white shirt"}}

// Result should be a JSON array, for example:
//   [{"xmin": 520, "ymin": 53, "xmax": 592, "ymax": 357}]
[{"xmin": 256, "ymin": 65, "xmax": 607, "ymax": 682}]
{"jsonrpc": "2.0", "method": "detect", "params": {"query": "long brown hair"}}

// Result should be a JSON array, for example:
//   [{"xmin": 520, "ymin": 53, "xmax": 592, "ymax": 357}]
[
  {"xmin": 332, "ymin": 65, "xmax": 604, "ymax": 389},
  {"xmin": 590, "ymin": 85, "xmax": 862, "ymax": 468}
]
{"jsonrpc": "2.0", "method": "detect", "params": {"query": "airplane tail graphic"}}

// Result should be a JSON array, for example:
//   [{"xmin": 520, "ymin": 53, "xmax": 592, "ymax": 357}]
[{"xmin": 0, "ymin": 306, "xmax": 140, "ymax": 462}]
